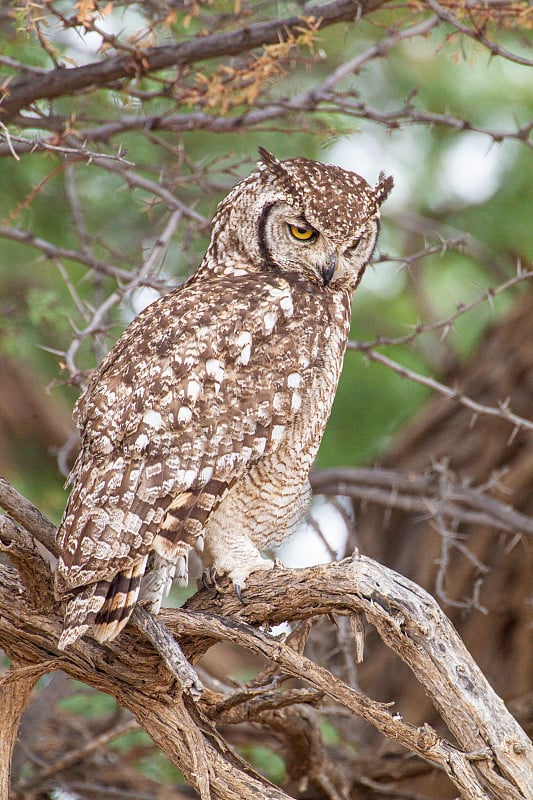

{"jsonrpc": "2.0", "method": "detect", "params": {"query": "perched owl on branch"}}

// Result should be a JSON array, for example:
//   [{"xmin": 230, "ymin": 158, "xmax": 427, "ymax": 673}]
[{"xmin": 55, "ymin": 149, "xmax": 393, "ymax": 648}]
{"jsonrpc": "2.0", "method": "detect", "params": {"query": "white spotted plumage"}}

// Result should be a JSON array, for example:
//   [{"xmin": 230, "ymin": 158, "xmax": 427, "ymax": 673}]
[{"xmin": 54, "ymin": 148, "xmax": 392, "ymax": 648}]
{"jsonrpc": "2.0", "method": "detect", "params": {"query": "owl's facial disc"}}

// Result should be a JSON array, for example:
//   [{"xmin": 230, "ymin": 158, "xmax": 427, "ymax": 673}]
[
  {"xmin": 285, "ymin": 217, "xmax": 336, "ymax": 286},
  {"xmin": 259, "ymin": 202, "xmax": 378, "ymax": 290}
]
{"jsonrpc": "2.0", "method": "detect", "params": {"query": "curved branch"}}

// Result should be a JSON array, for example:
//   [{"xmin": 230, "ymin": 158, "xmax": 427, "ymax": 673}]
[
  {"xmin": 1, "ymin": 475, "xmax": 531, "ymax": 799},
  {"xmin": 183, "ymin": 563, "xmax": 532, "ymax": 800},
  {"xmin": 0, "ymin": 0, "xmax": 387, "ymax": 120}
]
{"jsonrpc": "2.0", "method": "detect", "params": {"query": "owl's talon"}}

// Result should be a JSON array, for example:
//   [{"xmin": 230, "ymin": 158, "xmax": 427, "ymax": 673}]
[
  {"xmin": 201, "ymin": 566, "xmax": 220, "ymax": 594},
  {"xmin": 234, "ymin": 582, "xmax": 245, "ymax": 605}
]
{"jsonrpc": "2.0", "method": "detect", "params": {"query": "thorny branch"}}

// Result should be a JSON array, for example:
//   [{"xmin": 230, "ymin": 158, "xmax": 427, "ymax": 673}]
[
  {"xmin": 0, "ymin": 224, "xmax": 154, "ymax": 285},
  {"xmin": 0, "ymin": 0, "xmax": 386, "ymax": 119},
  {"xmin": 0, "ymin": 477, "xmax": 531, "ymax": 800},
  {"xmin": 349, "ymin": 343, "xmax": 533, "ymax": 432},
  {"xmin": 356, "ymin": 265, "xmax": 533, "ymax": 350},
  {"xmin": 426, "ymin": 0, "xmax": 533, "ymax": 67},
  {"xmin": 310, "ymin": 464, "xmax": 533, "ymax": 537},
  {"xmin": 1, "ymin": 12, "xmax": 531, "ymax": 155},
  {"xmin": 61, "ymin": 208, "xmax": 184, "ymax": 385},
  {"xmin": 1, "ymin": 101, "xmax": 531, "ymax": 157}
]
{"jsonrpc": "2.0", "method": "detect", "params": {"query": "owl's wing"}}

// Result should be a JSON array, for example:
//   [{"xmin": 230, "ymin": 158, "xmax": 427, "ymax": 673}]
[{"xmin": 56, "ymin": 272, "xmax": 325, "ymax": 592}]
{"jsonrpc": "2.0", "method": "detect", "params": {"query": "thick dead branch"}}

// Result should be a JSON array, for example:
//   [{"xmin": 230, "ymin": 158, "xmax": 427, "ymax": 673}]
[
  {"xmin": 183, "ymin": 565, "xmax": 532, "ymax": 800},
  {"xmin": 0, "ymin": 478, "xmax": 531, "ymax": 799},
  {"xmin": 0, "ymin": 561, "xmax": 291, "ymax": 800},
  {"xmin": 0, "ymin": 475, "xmax": 58, "ymax": 557}
]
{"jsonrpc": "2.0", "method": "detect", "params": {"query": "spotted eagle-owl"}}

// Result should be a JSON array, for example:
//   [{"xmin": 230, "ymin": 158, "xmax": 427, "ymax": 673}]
[{"xmin": 54, "ymin": 149, "xmax": 393, "ymax": 648}]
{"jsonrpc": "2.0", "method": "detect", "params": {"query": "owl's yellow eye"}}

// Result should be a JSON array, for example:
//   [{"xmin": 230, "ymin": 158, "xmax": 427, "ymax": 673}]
[{"xmin": 288, "ymin": 224, "xmax": 317, "ymax": 242}]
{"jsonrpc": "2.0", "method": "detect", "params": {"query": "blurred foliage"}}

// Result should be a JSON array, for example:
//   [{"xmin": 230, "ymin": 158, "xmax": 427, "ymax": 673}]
[{"xmin": 238, "ymin": 745, "xmax": 286, "ymax": 784}]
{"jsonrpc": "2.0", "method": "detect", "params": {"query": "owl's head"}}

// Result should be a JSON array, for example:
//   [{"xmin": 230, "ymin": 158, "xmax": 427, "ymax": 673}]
[{"xmin": 206, "ymin": 149, "xmax": 393, "ymax": 293}]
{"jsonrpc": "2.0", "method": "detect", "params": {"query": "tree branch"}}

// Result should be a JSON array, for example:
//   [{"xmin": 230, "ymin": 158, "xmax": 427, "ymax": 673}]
[
  {"xmin": 426, "ymin": 0, "xmax": 533, "ymax": 67},
  {"xmin": 0, "ymin": 475, "xmax": 58, "ymax": 557},
  {"xmin": 348, "ymin": 343, "xmax": 533, "ymax": 432},
  {"xmin": 0, "ymin": 478, "xmax": 531, "ymax": 799},
  {"xmin": 0, "ymin": 0, "xmax": 387, "ymax": 120},
  {"xmin": 310, "ymin": 466, "xmax": 533, "ymax": 536},
  {"xmin": 0, "ymin": 662, "xmax": 38, "ymax": 800}
]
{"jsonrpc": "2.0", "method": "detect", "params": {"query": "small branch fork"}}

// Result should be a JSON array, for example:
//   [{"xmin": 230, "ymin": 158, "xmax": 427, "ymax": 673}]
[
  {"xmin": 1, "ymin": 477, "xmax": 531, "ymax": 800},
  {"xmin": 310, "ymin": 464, "xmax": 533, "ymax": 537}
]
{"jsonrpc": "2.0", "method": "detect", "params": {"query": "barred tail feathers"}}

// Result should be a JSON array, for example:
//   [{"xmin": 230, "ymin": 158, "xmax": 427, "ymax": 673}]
[{"xmin": 57, "ymin": 556, "xmax": 148, "ymax": 648}]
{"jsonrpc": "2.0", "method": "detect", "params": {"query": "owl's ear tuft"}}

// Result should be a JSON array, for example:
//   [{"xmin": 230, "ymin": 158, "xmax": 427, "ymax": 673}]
[
  {"xmin": 258, "ymin": 147, "xmax": 289, "ymax": 181},
  {"xmin": 375, "ymin": 173, "xmax": 394, "ymax": 206},
  {"xmin": 258, "ymin": 146, "xmax": 278, "ymax": 167}
]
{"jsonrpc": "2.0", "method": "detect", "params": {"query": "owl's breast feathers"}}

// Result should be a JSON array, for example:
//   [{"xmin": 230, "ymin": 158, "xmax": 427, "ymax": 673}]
[{"xmin": 55, "ymin": 271, "xmax": 351, "ymax": 597}]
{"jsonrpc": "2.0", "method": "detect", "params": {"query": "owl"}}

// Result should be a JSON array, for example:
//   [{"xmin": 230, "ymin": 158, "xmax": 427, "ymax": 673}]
[{"xmin": 54, "ymin": 149, "xmax": 393, "ymax": 648}]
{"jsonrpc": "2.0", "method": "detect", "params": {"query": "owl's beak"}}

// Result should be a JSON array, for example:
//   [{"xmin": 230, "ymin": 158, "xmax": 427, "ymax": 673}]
[{"xmin": 322, "ymin": 254, "xmax": 337, "ymax": 286}]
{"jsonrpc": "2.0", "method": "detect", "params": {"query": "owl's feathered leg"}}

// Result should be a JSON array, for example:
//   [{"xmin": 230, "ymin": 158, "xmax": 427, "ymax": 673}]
[
  {"xmin": 203, "ymin": 523, "xmax": 276, "ymax": 590},
  {"xmin": 137, "ymin": 551, "xmax": 184, "ymax": 613}
]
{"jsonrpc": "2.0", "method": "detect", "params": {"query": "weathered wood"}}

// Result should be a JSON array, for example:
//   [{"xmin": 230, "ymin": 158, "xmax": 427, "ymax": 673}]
[
  {"xmin": 1, "ymin": 476, "xmax": 531, "ymax": 799},
  {"xmin": 0, "ymin": 664, "xmax": 38, "ymax": 800}
]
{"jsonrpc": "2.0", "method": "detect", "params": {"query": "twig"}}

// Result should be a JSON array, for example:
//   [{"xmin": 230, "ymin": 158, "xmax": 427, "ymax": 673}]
[
  {"xmin": 131, "ymin": 606, "xmax": 203, "ymax": 698},
  {"xmin": 4, "ymin": 105, "xmax": 529, "ymax": 155},
  {"xmin": 61, "ymin": 208, "xmax": 184, "ymax": 382},
  {"xmin": 348, "ymin": 345, "xmax": 533, "ymax": 432},
  {"xmin": 426, "ymin": 0, "xmax": 533, "ymax": 67},
  {"xmin": 356, "ymin": 266, "xmax": 533, "ymax": 350},
  {"xmin": 310, "ymin": 466, "xmax": 533, "ymax": 536},
  {"xmin": 0, "ymin": 121, "xmax": 19, "ymax": 161},
  {"xmin": 0, "ymin": 225, "xmax": 154, "ymax": 286}
]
